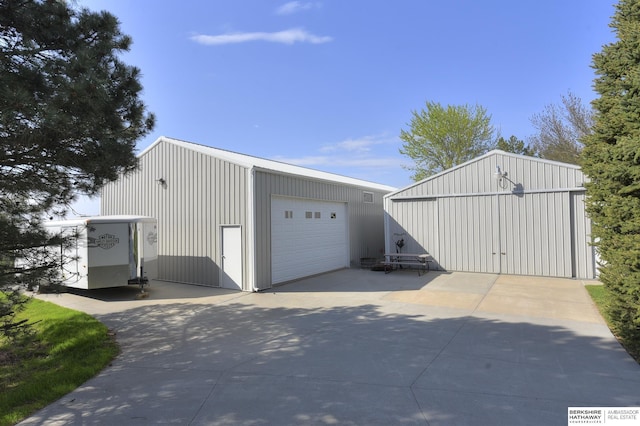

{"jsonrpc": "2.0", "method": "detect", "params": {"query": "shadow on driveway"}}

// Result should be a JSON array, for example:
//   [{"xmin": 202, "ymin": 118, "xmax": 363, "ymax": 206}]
[
  {"xmin": 21, "ymin": 295, "xmax": 640, "ymax": 426},
  {"xmin": 57, "ymin": 280, "xmax": 240, "ymax": 302},
  {"xmin": 271, "ymin": 268, "xmax": 453, "ymax": 293}
]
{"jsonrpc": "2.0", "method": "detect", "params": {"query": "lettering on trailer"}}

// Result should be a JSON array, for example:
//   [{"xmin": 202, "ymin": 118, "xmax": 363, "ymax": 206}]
[
  {"xmin": 147, "ymin": 230, "xmax": 158, "ymax": 245},
  {"xmin": 95, "ymin": 234, "xmax": 120, "ymax": 250}
]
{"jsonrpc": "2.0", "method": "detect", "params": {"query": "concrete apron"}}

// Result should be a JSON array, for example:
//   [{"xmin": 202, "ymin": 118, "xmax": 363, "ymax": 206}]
[
  {"xmin": 24, "ymin": 270, "xmax": 640, "ymax": 426},
  {"xmin": 384, "ymin": 272, "xmax": 604, "ymax": 324}
]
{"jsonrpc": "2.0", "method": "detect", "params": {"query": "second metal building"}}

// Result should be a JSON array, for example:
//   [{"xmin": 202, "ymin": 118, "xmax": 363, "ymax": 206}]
[
  {"xmin": 384, "ymin": 150, "xmax": 597, "ymax": 279},
  {"xmin": 101, "ymin": 136, "xmax": 395, "ymax": 291}
]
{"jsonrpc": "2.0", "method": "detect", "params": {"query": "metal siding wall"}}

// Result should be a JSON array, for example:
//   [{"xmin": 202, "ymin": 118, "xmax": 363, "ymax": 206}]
[
  {"xmin": 439, "ymin": 198, "xmax": 458, "ymax": 271},
  {"xmin": 571, "ymin": 192, "xmax": 596, "ymax": 279},
  {"xmin": 386, "ymin": 199, "xmax": 439, "ymax": 265},
  {"xmin": 556, "ymin": 192, "xmax": 573, "ymax": 276},
  {"xmin": 384, "ymin": 152, "xmax": 593, "ymax": 278},
  {"xmin": 391, "ymin": 153, "xmax": 586, "ymax": 199},
  {"xmin": 497, "ymin": 192, "xmax": 572, "ymax": 277},
  {"xmin": 437, "ymin": 198, "xmax": 451, "ymax": 268},
  {"xmin": 101, "ymin": 140, "xmax": 249, "ymax": 287},
  {"xmin": 252, "ymin": 170, "xmax": 389, "ymax": 290},
  {"xmin": 435, "ymin": 196, "xmax": 497, "ymax": 273},
  {"xmin": 471, "ymin": 196, "xmax": 495, "ymax": 272},
  {"xmin": 429, "ymin": 192, "xmax": 575, "ymax": 277}
]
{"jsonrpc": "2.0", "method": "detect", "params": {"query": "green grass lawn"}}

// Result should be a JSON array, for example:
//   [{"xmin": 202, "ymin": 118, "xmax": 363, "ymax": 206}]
[
  {"xmin": 585, "ymin": 284, "xmax": 607, "ymax": 314},
  {"xmin": 0, "ymin": 297, "xmax": 119, "ymax": 426},
  {"xmin": 585, "ymin": 284, "xmax": 640, "ymax": 363}
]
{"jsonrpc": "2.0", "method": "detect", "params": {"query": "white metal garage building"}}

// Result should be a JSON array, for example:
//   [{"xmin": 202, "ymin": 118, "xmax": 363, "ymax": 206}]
[
  {"xmin": 384, "ymin": 150, "xmax": 597, "ymax": 279},
  {"xmin": 101, "ymin": 136, "xmax": 395, "ymax": 291}
]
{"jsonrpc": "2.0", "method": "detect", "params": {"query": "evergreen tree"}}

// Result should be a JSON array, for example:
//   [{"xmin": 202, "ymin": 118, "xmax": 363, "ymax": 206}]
[
  {"xmin": 582, "ymin": 0, "xmax": 640, "ymax": 350},
  {"xmin": 0, "ymin": 0, "xmax": 154, "ymax": 338},
  {"xmin": 496, "ymin": 135, "xmax": 538, "ymax": 157}
]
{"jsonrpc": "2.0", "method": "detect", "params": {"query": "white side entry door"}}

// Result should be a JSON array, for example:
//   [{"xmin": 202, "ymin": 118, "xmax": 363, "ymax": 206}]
[{"xmin": 221, "ymin": 226, "xmax": 243, "ymax": 290}]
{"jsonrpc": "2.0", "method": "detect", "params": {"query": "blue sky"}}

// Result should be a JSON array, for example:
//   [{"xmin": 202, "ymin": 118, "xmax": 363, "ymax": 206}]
[{"xmin": 72, "ymin": 0, "xmax": 616, "ymax": 216}]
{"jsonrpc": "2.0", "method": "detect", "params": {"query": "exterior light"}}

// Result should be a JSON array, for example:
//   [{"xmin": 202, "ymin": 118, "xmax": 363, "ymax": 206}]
[
  {"xmin": 494, "ymin": 166, "xmax": 503, "ymax": 180},
  {"xmin": 494, "ymin": 166, "xmax": 508, "ymax": 188}
]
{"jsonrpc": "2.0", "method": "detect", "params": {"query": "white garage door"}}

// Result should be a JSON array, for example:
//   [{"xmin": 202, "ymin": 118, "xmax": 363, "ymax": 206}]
[{"xmin": 271, "ymin": 197, "xmax": 348, "ymax": 284}]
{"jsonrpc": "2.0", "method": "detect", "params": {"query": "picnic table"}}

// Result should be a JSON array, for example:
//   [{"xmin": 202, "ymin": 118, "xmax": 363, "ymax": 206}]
[{"xmin": 383, "ymin": 253, "xmax": 432, "ymax": 276}]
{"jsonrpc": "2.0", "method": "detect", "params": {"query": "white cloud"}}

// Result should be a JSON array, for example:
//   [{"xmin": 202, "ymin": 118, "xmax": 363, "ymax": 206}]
[
  {"xmin": 275, "ymin": 1, "xmax": 320, "ymax": 15},
  {"xmin": 319, "ymin": 135, "xmax": 389, "ymax": 154},
  {"xmin": 269, "ymin": 134, "xmax": 413, "ymax": 186},
  {"xmin": 273, "ymin": 155, "xmax": 406, "ymax": 169},
  {"xmin": 272, "ymin": 134, "xmax": 408, "ymax": 169},
  {"xmin": 190, "ymin": 28, "xmax": 332, "ymax": 46}
]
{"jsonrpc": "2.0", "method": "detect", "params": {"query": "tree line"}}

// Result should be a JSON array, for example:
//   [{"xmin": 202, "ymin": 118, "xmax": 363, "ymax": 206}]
[{"xmin": 399, "ymin": 91, "xmax": 592, "ymax": 181}]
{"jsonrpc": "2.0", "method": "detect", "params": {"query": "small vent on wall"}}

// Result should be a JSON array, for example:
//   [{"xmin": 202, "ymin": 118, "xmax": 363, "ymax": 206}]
[{"xmin": 363, "ymin": 191, "xmax": 374, "ymax": 203}]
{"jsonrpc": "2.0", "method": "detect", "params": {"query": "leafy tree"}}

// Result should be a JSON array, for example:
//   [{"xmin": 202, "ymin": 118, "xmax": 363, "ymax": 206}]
[
  {"xmin": 399, "ymin": 102, "xmax": 495, "ymax": 181},
  {"xmin": 496, "ymin": 135, "xmax": 538, "ymax": 157},
  {"xmin": 0, "ymin": 0, "xmax": 155, "ymax": 339},
  {"xmin": 581, "ymin": 0, "xmax": 640, "ymax": 354},
  {"xmin": 529, "ymin": 91, "xmax": 593, "ymax": 165}
]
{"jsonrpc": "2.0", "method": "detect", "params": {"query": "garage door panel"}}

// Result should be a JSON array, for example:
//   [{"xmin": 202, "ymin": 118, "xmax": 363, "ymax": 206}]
[
  {"xmin": 499, "ymin": 193, "xmax": 572, "ymax": 277},
  {"xmin": 271, "ymin": 197, "xmax": 348, "ymax": 284},
  {"xmin": 438, "ymin": 196, "xmax": 498, "ymax": 273},
  {"xmin": 432, "ymin": 193, "xmax": 572, "ymax": 277}
]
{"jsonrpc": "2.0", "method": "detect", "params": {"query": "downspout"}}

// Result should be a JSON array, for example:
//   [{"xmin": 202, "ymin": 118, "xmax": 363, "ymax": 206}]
[
  {"xmin": 383, "ymin": 195, "xmax": 391, "ymax": 255},
  {"xmin": 247, "ymin": 166, "xmax": 258, "ymax": 291}
]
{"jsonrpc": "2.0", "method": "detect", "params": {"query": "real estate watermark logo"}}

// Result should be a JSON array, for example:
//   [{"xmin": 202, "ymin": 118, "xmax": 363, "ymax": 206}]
[
  {"xmin": 568, "ymin": 407, "xmax": 639, "ymax": 425},
  {"xmin": 95, "ymin": 234, "xmax": 119, "ymax": 250}
]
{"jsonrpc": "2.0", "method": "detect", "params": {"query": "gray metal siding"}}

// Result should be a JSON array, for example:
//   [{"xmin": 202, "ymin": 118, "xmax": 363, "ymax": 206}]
[
  {"xmin": 386, "ymin": 199, "xmax": 440, "ymax": 265},
  {"xmin": 388, "ymin": 192, "xmax": 579, "ymax": 277},
  {"xmin": 102, "ymin": 140, "xmax": 250, "ymax": 288},
  {"xmin": 253, "ymin": 170, "xmax": 388, "ymax": 289},
  {"xmin": 497, "ymin": 192, "xmax": 572, "ymax": 277},
  {"xmin": 571, "ymin": 192, "xmax": 596, "ymax": 279},
  {"xmin": 387, "ymin": 196, "xmax": 498, "ymax": 273},
  {"xmin": 438, "ymin": 195, "xmax": 498, "ymax": 273},
  {"xmin": 393, "ymin": 152, "xmax": 585, "ymax": 199},
  {"xmin": 384, "ymin": 151, "xmax": 596, "ymax": 279}
]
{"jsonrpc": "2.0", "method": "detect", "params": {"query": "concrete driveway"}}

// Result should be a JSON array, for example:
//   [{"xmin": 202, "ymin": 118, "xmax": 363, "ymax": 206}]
[{"xmin": 22, "ymin": 270, "xmax": 640, "ymax": 425}]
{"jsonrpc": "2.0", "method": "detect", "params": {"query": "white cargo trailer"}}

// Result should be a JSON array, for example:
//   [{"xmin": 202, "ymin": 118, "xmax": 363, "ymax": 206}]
[{"xmin": 44, "ymin": 216, "xmax": 158, "ymax": 290}]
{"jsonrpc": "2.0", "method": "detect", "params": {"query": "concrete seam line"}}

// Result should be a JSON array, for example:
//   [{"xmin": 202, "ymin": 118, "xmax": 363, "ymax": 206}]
[
  {"xmin": 409, "ymin": 314, "xmax": 473, "ymax": 389},
  {"xmin": 188, "ymin": 370, "xmax": 224, "ymax": 425},
  {"xmin": 469, "ymin": 274, "xmax": 500, "ymax": 314}
]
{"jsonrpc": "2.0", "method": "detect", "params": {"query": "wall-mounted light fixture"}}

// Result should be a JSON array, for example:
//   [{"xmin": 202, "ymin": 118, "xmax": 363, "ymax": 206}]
[
  {"xmin": 494, "ymin": 165, "xmax": 508, "ymax": 189},
  {"xmin": 156, "ymin": 178, "xmax": 167, "ymax": 187}
]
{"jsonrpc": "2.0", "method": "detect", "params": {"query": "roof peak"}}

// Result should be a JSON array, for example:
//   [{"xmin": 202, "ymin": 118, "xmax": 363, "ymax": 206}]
[{"xmin": 140, "ymin": 136, "xmax": 396, "ymax": 192}]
